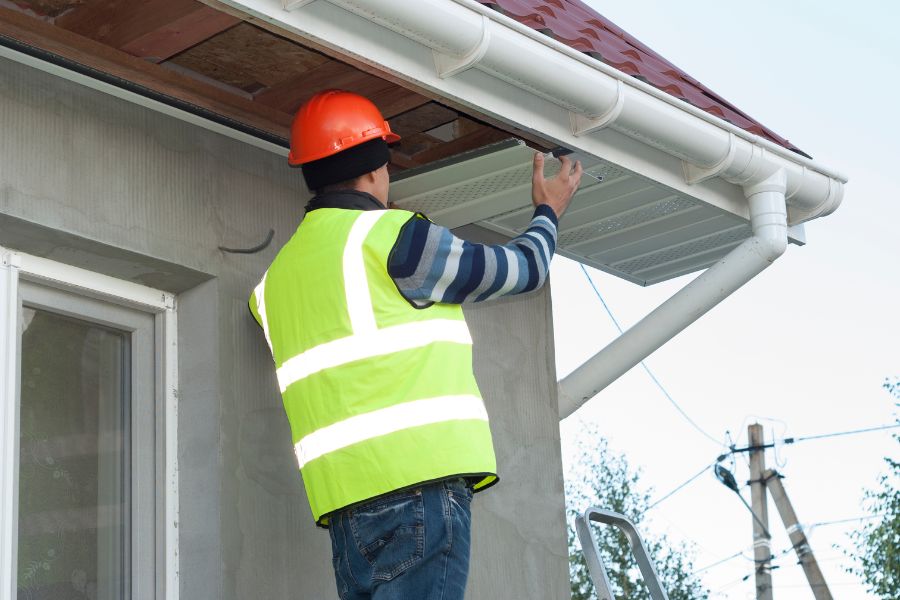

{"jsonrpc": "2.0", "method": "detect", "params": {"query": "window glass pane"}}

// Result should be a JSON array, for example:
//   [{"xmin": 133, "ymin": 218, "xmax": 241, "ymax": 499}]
[{"xmin": 17, "ymin": 307, "xmax": 129, "ymax": 600}]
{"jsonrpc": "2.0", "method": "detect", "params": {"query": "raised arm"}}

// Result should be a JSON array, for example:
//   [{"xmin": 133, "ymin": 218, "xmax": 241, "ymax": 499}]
[{"xmin": 388, "ymin": 152, "xmax": 582, "ymax": 306}]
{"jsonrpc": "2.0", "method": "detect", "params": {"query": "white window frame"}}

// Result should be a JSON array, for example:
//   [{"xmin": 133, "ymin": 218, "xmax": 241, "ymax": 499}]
[{"xmin": 0, "ymin": 247, "xmax": 179, "ymax": 600}]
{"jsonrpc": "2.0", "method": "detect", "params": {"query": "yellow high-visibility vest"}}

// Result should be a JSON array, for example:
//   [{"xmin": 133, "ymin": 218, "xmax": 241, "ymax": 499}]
[{"xmin": 250, "ymin": 207, "xmax": 497, "ymax": 525}]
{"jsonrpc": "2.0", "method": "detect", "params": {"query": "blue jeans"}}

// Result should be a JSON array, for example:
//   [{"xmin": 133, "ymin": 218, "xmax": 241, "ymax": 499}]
[{"xmin": 328, "ymin": 478, "xmax": 473, "ymax": 600}]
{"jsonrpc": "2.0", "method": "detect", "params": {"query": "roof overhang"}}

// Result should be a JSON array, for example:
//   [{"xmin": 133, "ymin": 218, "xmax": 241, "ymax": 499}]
[
  {"xmin": 203, "ymin": 0, "xmax": 846, "ymax": 284},
  {"xmin": 391, "ymin": 140, "xmax": 807, "ymax": 285}
]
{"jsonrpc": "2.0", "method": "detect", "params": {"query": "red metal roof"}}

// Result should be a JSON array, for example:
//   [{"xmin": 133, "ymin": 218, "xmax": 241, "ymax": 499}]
[{"xmin": 477, "ymin": 0, "xmax": 807, "ymax": 157}]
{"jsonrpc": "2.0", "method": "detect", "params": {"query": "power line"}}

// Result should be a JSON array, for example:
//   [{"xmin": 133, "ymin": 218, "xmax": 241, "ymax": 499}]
[
  {"xmin": 791, "ymin": 423, "xmax": 900, "ymax": 443},
  {"xmin": 579, "ymin": 264, "xmax": 723, "ymax": 447},
  {"xmin": 728, "ymin": 423, "xmax": 900, "ymax": 454},
  {"xmin": 808, "ymin": 514, "xmax": 884, "ymax": 528},
  {"xmin": 691, "ymin": 551, "xmax": 745, "ymax": 576},
  {"xmin": 765, "ymin": 517, "xmax": 881, "ymax": 568},
  {"xmin": 579, "ymin": 264, "xmax": 626, "ymax": 334},
  {"xmin": 646, "ymin": 460, "xmax": 715, "ymax": 511}
]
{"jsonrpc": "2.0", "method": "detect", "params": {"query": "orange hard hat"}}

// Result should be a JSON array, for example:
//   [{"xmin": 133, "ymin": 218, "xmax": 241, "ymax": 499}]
[{"xmin": 288, "ymin": 89, "xmax": 401, "ymax": 166}]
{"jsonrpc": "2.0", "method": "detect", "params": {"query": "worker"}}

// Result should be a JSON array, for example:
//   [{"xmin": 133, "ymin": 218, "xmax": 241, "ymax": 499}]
[{"xmin": 249, "ymin": 89, "xmax": 581, "ymax": 600}]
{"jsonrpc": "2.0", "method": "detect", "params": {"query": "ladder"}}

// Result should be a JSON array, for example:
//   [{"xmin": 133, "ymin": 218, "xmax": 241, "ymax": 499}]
[{"xmin": 575, "ymin": 507, "xmax": 670, "ymax": 600}]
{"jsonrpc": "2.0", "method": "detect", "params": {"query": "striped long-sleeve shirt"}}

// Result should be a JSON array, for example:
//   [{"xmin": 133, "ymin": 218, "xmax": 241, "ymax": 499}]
[{"xmin": 387, "ymin": 204, "xmax": 559, "ymax": 306}]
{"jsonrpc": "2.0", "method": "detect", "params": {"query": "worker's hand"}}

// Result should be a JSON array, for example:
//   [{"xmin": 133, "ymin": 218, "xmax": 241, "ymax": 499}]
[{"xmin": 532, "ymin": 152, "xmax": 582, "ymax": 219}]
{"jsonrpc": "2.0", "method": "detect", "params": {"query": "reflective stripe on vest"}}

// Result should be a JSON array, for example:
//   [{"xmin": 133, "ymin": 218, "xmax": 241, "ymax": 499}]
[
  {"xmin": 342, "ymin": 210, "xmax": 381, "ymax": 333},
  {"xmin": 294, "ymin": 394, "xmax": 487, "ymax": 468},
  {"xmin": 250, "ymin": 208, "xmax": 498, "ymax": 524},
  {"xmin": 253, "ymin": 272, "xmax": 273, "ymax": 351},
  {"xmin": 276, "ymin": 319, "xmax": 471, "ymax": 393}
]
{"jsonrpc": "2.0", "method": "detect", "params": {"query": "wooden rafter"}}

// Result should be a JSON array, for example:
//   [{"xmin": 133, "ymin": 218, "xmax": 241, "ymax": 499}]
[
  {"xmin": 0, "ymin": 5, "xmax": 291, "ymax": 139},
  {"xmin": 57, "ymin": 0, "xmax": 191, "ymax": 47},
  {"xmin": 389, "ymin": 103, "xmax": 458, "ymax": 137},
  {"xmin": 390, "ymin": 117, "xmax": 511, "ymax": 167},
  {"xmin": 119, "ymin": 6, "xmax": 238, "ymax": 62},
  {"xmin": 252, "ymin": 60, "xmax": 357, "ymax": 112},
  {"xmin": 253, "ymin": 59, "xmax": 430, "ymax": 119},
  {"xmin": 413, "ymin": 127, "xmax": 510, "ymax": 163},
  {"xmin": 54, "ymin": 0, "xmax": 237, "ymax": 61},
  {"xmin": 368, "ymin": 85, "xmax": 432, "ymax": 121}
]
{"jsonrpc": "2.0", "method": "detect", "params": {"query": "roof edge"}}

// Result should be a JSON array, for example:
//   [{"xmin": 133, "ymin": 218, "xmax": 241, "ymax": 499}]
[
  {"xmin": 205, "ymin": 0, "xmax": 846, "ymax": 223},
  {"xmin": 453, "ymin": 0, "xmax": 845, "ymax": 182}
]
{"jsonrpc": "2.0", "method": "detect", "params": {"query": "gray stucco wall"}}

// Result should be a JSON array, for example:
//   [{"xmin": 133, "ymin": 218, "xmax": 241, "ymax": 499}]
[{"xmin": 0, "ymin": 56, "xmax": 570, "ymax": 599}]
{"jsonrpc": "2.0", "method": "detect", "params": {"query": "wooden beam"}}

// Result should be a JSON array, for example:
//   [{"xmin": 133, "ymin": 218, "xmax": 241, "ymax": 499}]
[
  {"xmin": 389, "ymin": 103, "xmax": 458, "ymax": 137},
  {"xmin": 367, "ymin": 85, "xmax": 431, "ymax": 120},
  {"xmin": 252, "ymin": 60, "xmax": 357, "ymax": 113},
  {"xmin": 388, "ymin": 151, "xmax": 420, "ymax": 170},
  {"xmin": 392, "ymin": 131, "xmax": 444, "ymax": 159},
  {"xmin": 402, "ymin": 122, "xmax": 510, "ymax": 166},
  {"xmin": 118, "ymin": 6, "xmax": 238, "ymax": 62},
  {"xmin": 56, "ymin": 0, "xmax": 198, "ymax": 48},
  {"xmin": 0, "ymin": 6, "xmax": 292, "ymax": 139},
  {"xmin": 253, "ymin": 59, "xmax": 430, "ymax": 119}
]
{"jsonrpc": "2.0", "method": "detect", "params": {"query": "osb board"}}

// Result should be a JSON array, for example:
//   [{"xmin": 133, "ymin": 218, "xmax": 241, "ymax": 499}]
[{"xmin": 168, "ymin": 22, "xmax": 329, "ymax": 93}]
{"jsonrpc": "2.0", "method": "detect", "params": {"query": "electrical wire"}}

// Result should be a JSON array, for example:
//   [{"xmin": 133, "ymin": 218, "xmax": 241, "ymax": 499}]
[
  {"xmin": 728, "ymin": 423, "xmax": 900, "ymax": 455},
  {"xmin": 711, "ymin": 572, "xmax": 751, "ymax": 595},
  {"xmin": 579, "ymin": 264, "xmax": 724, "ymax": 447},
  {"xmin": 789, "ymin": 423, "xmax": 900, "ymax": 443},
  {"xmin": 691, "ymin": 551, "xmax": 745, "ymax": 575},
  {"xmin": 645, "ymin": 460, "xmax": 716, "ymax": 511},
  {"xmin": 763, "ymin": 515, "xmax": 884, "ymax": 569},
  {"xmin": 808, "ymin": 514, "xmax": 884, "ymax": 528},
  {"xmin": 699, "ymin": 501, "xmax": 883, "ymax": 589}
]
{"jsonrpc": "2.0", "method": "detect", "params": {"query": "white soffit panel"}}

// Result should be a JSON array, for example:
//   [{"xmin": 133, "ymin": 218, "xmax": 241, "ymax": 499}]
[{"xmin": 391, "ymin": 140, "xmax": 770, "ymax": 286}]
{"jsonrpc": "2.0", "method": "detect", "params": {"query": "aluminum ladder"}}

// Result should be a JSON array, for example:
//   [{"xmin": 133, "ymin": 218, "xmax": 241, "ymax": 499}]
[{"xmin": 575, "ymin": 507, "xmax": 670, "ymax": 600}]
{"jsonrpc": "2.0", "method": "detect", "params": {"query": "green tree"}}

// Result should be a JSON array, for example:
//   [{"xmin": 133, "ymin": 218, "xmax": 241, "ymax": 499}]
[
  {"xmin": 565, "ymin": 423, "xmax": 708, "ymax": 600},
  {"xmin": 846, "ymin": 377, "xmax": 899, "ymax": 598}
]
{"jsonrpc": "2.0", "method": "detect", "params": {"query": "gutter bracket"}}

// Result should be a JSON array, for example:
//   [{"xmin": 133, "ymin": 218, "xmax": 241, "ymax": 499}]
[
  {"xmin": 282, "ymin": 0, "xmax": 317, "ymax": 10},
  {"xmin": 570, "ymin": 80, "xmax": 625, "ymax": 136},
  {"xmin": 433, "ymin": 14, "xmax": 491, "ymax": 79},
  {"xmin": 683, "ymin": 132, "xmax": 738, "ymax": 184}
]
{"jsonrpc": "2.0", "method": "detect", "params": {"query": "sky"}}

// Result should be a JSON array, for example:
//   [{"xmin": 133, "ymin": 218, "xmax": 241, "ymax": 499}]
[{"xmin": 556, "ymin": 1, "xmax": 900, "ymax": 598}]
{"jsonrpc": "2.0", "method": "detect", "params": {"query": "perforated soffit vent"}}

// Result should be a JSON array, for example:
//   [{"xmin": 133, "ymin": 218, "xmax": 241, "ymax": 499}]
[{"xmin": 390, "ymin": 139, "xmax": 755, "ymax": 286}]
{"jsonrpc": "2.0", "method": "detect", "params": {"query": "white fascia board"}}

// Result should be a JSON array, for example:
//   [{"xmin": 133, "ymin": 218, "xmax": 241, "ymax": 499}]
[{"xmin": 204, "ymin": 0, "xmax": 845, "ymax": 227}]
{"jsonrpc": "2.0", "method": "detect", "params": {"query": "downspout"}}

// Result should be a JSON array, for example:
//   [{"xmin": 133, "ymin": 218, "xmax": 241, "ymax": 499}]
[{"xmin": 557, "ymin": 169, "xmax": 789, "ymax": 419}]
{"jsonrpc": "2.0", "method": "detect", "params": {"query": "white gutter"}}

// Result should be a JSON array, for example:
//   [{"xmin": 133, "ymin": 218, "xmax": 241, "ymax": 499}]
[
  {"xmin": 558, "ymin": 170, "xmax": 788, "ymax": 418},
  {"xmin": 264, "ymin": 0, "xmax": 846, "ymax": 224}
]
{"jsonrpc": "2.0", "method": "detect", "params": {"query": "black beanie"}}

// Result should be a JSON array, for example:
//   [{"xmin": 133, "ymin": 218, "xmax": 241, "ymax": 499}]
[{"xmin": 300, "ymin": 138, "xmax": 391, "ymax": 191}]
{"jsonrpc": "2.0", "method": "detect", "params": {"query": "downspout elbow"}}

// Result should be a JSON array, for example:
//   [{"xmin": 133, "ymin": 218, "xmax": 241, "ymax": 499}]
[{"xmin": 745, "ymin": 169, "xmax": 789, "ymax": 262}]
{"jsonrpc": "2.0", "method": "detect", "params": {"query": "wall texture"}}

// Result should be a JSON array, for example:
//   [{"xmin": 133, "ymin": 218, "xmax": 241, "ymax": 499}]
[{"xmin": 0, "ymin": 56, "xmax": 570, "ymax": 600}]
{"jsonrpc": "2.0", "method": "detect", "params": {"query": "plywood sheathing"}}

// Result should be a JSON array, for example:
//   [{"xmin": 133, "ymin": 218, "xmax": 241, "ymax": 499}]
[{"xmin": 168, "ymin": 22, "xmax": 328, "ymax": 93}]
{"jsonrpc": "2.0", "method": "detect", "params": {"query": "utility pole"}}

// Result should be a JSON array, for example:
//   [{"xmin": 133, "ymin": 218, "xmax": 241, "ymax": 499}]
[
  {"xmin": 764, "ymin": 469, "xmax": 834, "ymax": 600},
  {"xmin": 748, "ymin": 424, "xmax": 773, "ymax": 600}
]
